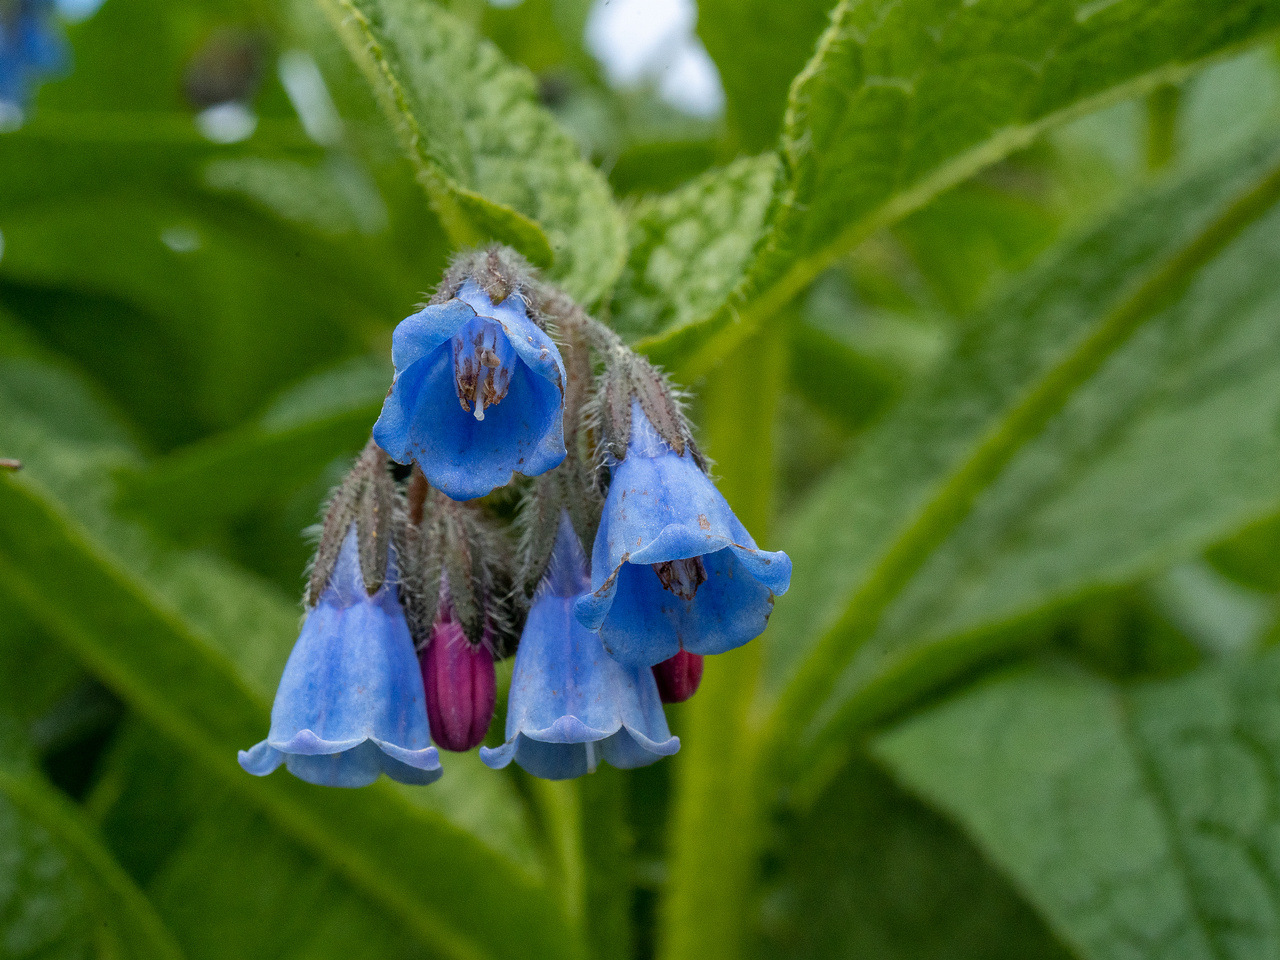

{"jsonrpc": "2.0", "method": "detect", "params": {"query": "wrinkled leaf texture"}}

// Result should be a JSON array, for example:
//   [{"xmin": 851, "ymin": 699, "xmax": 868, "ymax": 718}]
[
  {"xmin": 767, "ymin": 133, "xmax": 1280, "ymax": 769},
  {"xmin": 878, "ymin": 652, "xmax": 1280, "ymax": 960},
  {"xmin": 320, "ymin": 0, "xmax": 626, "ymax": 302},
  {"xmin": 644, "ymin": 0, "xmax": 1280, "ymax": 368}
]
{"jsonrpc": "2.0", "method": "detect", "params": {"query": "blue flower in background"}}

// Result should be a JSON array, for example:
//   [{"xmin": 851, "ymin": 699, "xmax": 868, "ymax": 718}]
[
  {"xmin": 0, "ymin": 0, "xmax": 69, "ymax": 119},
  {"xmin": 575, "ymin": 403, "xmax": 792, "ymax": 668},
  {"xmin": 481, "ymin": 512, "xmax": 679, "ymax": 780},
  {"xmin": 373, "ymin": 280, "xmax": 567, "ymax": 501},
  {"xmin": 239, "ymin": 525, "xmax": 442, "ymax": 787}
]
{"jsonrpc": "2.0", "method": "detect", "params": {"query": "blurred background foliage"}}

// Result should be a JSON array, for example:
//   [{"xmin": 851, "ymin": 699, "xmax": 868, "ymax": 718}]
[{"xmin": 4, "ymin": 0, "xmax": 1280, "ymax": 958}]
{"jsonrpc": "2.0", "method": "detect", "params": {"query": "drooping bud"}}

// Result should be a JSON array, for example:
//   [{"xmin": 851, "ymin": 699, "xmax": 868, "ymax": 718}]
[
  {"xmin": 652, "ymin": 650, "xmax": 703, "ymax": 703},
  {"xmin": 589, "ymin": 328, "xmax": 703, "ymax": 468},
  {"xmin": 421, "ymin": 604, "xmax": 497, "ymax": 752}
]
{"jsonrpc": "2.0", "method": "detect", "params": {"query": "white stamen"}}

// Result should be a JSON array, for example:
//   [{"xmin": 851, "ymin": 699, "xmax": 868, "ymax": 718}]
[
  {"xmin": 473, "ymin": 396, "xmax": 486, "ymax": 421},
  {"xmin": 585, "ymin": 740, "xmax": 598, "ymax": 774}
]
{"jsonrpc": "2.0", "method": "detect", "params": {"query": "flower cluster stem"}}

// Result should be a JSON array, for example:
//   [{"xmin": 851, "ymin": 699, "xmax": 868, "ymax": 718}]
[{"xmin": 659, "ymin": 328, "xmax": 784, "ymax": 960}]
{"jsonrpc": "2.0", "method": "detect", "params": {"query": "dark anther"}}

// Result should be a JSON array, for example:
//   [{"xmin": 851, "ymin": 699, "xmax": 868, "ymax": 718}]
[{"xmin": 652, "ymin": 557, "xmax": 707, "ymax": 601}]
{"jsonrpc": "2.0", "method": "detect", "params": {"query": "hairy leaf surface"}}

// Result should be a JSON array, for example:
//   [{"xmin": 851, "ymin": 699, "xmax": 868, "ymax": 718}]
[
  {"xmin": 767, "ymin": 136, "xmax": 1280, "ymax": 758},
  {"xmin": 657, "ymin": 0, "xmax": 1280, "ymax": 370},
  {"xmin": 878, "ymin": 653, "xmax": 1280, "ymax": 960},
  {"xmin": 321, "ymin": 0, "xmax": 625, "ymax": 301}
]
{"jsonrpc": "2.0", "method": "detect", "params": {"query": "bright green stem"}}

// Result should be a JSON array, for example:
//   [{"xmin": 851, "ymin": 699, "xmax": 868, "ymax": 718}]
[
  {"xmin": 581, "ymin": 766, "xmax": 633, "ymax": 959},
  {"xmin": 660, "ymin": 328, "xmax": 785, "ymax": 960},
  {"xmin": 529, "ymin": 778, "xmax": 586, "ymax": 930}
]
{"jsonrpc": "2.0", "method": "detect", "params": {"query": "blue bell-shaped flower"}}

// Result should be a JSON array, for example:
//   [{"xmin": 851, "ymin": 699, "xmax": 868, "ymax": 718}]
[
  {"xmin": 373, "ymin": 279, "xmax": 567, "ymax": 501},
  {"xmin": 239, "ymin": 524, "xmax": 442, "ymax": 787},
  {"xmin": 575, "ymin": 403, "xmax": 792, "ymax": 668},
  {"xmin": 0, "ymin": 0, "xmax": 69, "ymax": 115},
  {"xmin": 481, "ymin": 512, "xmax": 678, "ymax": 780}
]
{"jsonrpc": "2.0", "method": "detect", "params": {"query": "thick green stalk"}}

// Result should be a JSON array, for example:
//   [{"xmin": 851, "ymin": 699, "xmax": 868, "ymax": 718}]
[
  {"xmin": 581, "ymin": 766, "xmax": 633, "ymax": 959},
  {"xmin": 660, "ymin": 329, "xmax": 784, "ymax": 960}
]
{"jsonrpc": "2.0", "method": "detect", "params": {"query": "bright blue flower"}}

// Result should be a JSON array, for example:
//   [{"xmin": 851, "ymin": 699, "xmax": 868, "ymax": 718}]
[
  {"xmin": 0, "ymin": 0, "xmax": 68, "ymax": 116},
  {"xmin": 480, "ymin": 513, "xmax": 678, "ymax": 780},
  {"xmin": 239, "ymin": 526, "xmax": 442, "ymax": 788},
  {"xmin": 373, "ymin": 280, "xmax": 567, "ymax": 501},
  {"xmin": 575, "ymin": 403, "xmax": 792, "ymax": 668}
]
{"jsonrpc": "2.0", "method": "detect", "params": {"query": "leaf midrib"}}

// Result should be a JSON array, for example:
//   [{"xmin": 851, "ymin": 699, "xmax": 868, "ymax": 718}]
[
  {"xmin": 765, "ymin": 150, "xmax": 1280, "ymax": 760},
  {"xmin": 672, "ymin": 31, "xmax": 1280, "ymax": 380}
]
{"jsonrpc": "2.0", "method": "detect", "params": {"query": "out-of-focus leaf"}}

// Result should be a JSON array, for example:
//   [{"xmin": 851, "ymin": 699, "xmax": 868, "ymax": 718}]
[
  {"xmin": 893, "ymin": 174, "xmax": 1062, "ymax": 316},
  {"xmin": 655, "ymin": 0, "xmax": 1280, "ymax": 372},
  {"xmin": 0, "ymin": 359, "xmax": 577, "ymax": 960},
  {"xmin": 877, "ymin": 651, "xmax": 1280, "ymax": 960},
  {"xmin": 767, "ymin": 136, "xmax": 1280, "ymax": 764},
  {"xmin": 0, "ymin": 193, "xmax": 381, "ymax": 435},
  {"xmin": 760, "ymin": 757, "xmax": 1072, "ymax": 960},
  {"xmin": 786, "ymin": 324, "xmax": 900, "ymax": 434},
  {"xmin": 615, "ymin": 154, "xmax": 779, "ymax": 349},
  {"xmin": 1207, "ymin": 514, "xmax": 1280, "ymax": 593},
  {"xmin": 320, "ymin": 0, "xmax": 626, "ymax": 301},
  {"xmin": 0, "ymin": 717, "xmax": 183, "ymax": 960},
  {"xmin": 696, "ymin": 0, "xmax": 833, "ymax": 153},
  {"xmin": 91, "ymin": 724, "xmax": 531, "ymax": 960},
  {"xmin": 117, "ymin": 356, "xmax": 390, "ymax": 536}
]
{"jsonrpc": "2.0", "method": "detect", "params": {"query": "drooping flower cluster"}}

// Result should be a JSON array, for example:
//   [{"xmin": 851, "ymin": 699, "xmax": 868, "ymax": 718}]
[
  {"xmin": 241, "ymin": 246, "xmax": 791, "ymax": 787},
  {"xmin": 0, "ymin": 0, "xmax": 68, "ymax": 123}
]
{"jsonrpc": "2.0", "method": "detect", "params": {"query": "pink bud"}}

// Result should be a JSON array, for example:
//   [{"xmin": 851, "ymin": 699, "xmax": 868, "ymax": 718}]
[
  {"xmin": 422, "ymin": 620, "xmax": 496, "ymax": 752},
  {"xmin": 652, "ymin": 650, "xmax": 703, "ymax": 704}
]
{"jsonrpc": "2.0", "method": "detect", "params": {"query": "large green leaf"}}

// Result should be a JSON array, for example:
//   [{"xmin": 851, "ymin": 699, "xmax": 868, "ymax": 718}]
[
  {"xmin": 116, "ymin": 355, "xmax": 389, "ymax": 537},
  {"xmin": 0, "ymin": 717, "xmax": 183, "ymax": 960},
  {"xmin": 0, "ymin": 359, "xmax": 576, "ymax": 960},
  {"xmin": 320, "ymin": 0, "xmax": 626, "ymax": 302},
  {"xmin": 766, "ymin": 135, "xmax": 1280, "ymax": 764},
  {"xmin": 760, "ymin": 758, "xmax": 1072, "ymax": 960},
  {"xmin": 877, "ymin": 651, "xmax": 1280, "ymax": 960},
  {"xmin": 89, "ymin": 724, "xmax": 463, "ymax": 960},
  {"xmin": 0, "ymin": 134, "xmax": 412, "ymax": 441},
  {"xmin": 658, "ymin": 0, "xmax": 1280, "ymax": 371},
  {"xmin": 613, "ymin": 154, "xmax": 780, "ymax": 347}
]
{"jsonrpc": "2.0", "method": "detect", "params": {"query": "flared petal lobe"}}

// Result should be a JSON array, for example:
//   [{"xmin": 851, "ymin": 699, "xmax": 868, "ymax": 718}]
[
  {"xmin": 239, "ymin": 527, "xmax": 441, "ymax": 787},
  {"xmin": 575, "ymin": 404, "xmax": 792, "ymax": 668},
  {"xmin": 373, "ymin": 280, "xmax": 567, "ymax": 501},
  {"xmin": 481, "ymin": 515, "xmax": 678, "ymax": 780}
]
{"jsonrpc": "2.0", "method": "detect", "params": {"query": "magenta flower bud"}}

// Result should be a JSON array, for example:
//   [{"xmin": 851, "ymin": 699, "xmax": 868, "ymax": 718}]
[
  {"xmin": 652, "ymin": 650, "xmax": 703, "ymax": 704},
  {"xmin": 422, "ymin": 620, "xmax": 497, "ymax": 752}
]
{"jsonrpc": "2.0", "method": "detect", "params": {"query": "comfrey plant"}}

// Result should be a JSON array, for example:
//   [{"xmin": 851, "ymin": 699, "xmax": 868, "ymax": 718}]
[
  {"xmin": 240, "ymin": 246, "xmax": 792, "ymax": 786},
  {"xmin": 0, "ymin": 0, "xmax": 67, "ymax": 120}
]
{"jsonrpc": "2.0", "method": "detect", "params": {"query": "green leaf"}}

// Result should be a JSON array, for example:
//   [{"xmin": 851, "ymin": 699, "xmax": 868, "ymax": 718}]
[
  {"xmin": 0, "ymin": 134, "xmax": 409, "ymax": 439},
  {"xmin": 760, "ymin": 757, "xmax": 1072, "ymax": 960},
  {"xmin": 320, "ymin": 0, "xmax": 626, "ymax": 302},
  {"xmin": 766, "ymin": 134, "xmax": 1280, "ymax": 764},
  {"xmin": 876, "ymin": 650, "xmax": 1280, "ymax": 960},
  {"xmin": 614, "ymin": 154, "xmax": 780, "ymax": 350},
  {"xmin": 0, "ymin": 717, "xmax": 183, "ymax": 960},
  {"xmin": 661, "ymin": 0, "xmax": 1280, "ymax": 372},
  {"xmin": 695, "ymin": 0, "xmax": 834, "ymax": 152},
  {"xmin": 0, "ymin": 361, "xmax": 577, "ymax": 960},
  {"xmin": 89, "ymin": 724, "xmax": 535, "ymax": 960},
  {"xmin": 117, "ymin": 356, "xmax": 390, "ymax": 537}
]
